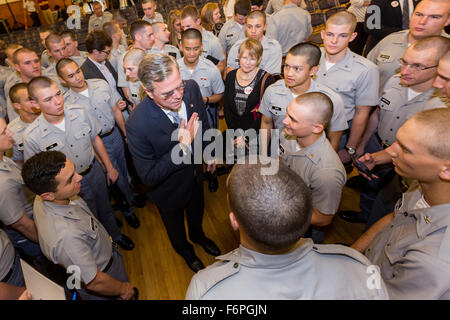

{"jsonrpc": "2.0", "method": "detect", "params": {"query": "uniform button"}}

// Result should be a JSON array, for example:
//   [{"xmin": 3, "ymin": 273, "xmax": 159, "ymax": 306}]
[
  {"xmin": 390, "ymin": 225, "xmax": 394, "ymax": 228},
  {"xmin": 76, "ymin": 155, "xmax": 79, "ymax": 158},
  {"xmin": 233, "ymin": 263, "xmax": 239, "ymax": 268},
  {"xmin": 323, "ymin": 74, "xmax": 326, "ymax": 76},
  {"xmin": 387, "ymin": 243, "xmax": 390, "ymax": 247},
  {"xmin": 70, "ymin": 145, "xmax": 73, "ymax": 147},
  {"xmin": 390, "ymin": 129, "xmax": 393, "ymax": 131},
  {"xmin": 396, "ymin": 116, "xmax": 400, "ymax": 119},
  {"xmin": 404, "ymin": 212, "xmax": 408, "ymax": 216}
]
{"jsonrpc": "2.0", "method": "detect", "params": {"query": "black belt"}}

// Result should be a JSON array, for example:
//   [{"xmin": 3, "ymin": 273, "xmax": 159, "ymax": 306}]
[
  {"xmin": 1, "ymin": 265, "xmax": 14, "ymax": 283},
  {"xmin": 375, "ymin": 132, "xmax": 391, "ymax": 149},
  {"xmin": 80, "ymin": 158, "xmax": 96, "ymax": 176},
  {"xmin": 102, "ymin": 253, "xmax": 114, "ymax": 273},
  {"xmin": 100, "ymin": 127, "xmax": 114, "ymax": 138}
]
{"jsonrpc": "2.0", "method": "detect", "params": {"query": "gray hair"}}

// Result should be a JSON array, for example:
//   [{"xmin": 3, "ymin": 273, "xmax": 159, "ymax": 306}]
[{"xmin": 138, "ymin": 53, "xmax": 178, "ymax": 91}]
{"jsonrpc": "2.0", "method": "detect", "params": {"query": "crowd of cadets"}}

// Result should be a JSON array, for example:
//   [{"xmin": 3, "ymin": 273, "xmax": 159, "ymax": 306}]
[{"xmin": 0, "ymin": 0, "xmax": 449, "ymax": 300}]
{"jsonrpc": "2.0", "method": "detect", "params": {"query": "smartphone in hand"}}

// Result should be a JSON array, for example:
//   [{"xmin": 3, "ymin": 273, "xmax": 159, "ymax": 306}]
[{"xmin": 352, "ymin": 157, "xmax": 372, "ymax": 176}]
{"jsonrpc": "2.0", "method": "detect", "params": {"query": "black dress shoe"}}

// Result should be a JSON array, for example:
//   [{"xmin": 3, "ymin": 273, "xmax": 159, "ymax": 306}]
[
  {"xmin": 183, "ymin": 254, "xmax": 205, "ymax": 273},
  {"xmin": 131, "ymin": 195, "xmax": 146, "ymax": 208},
  {"xmin": 338, "ymin": 210, "xmax": 366, "ymax": 224},
  {"xmin": 116, "ymin": 234, "xmax": 135, "ymax": 250},
  {"xmin": 125, "ymin": 213, "xmax": 140, "ymax": 229},
  {"xmin": 195, "ymin": 238, "xmax": 221, "ymax": 256}
]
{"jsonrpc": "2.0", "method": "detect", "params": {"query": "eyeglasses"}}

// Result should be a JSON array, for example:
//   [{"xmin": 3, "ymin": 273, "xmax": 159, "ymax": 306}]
[
  {"xmin": 284, "ymin": 63, "xmax": 305, "ymax": 73},
  {"xmin": 101, "ymin": 49, "xmax": 111, "ymax": 55},
  {"xmin": 159, "ymin": 81, "xmax": 185, "ymax": 99},
  {"xmin": 398, "ymin": 58, "xmax": 438, "ymax": 71}
]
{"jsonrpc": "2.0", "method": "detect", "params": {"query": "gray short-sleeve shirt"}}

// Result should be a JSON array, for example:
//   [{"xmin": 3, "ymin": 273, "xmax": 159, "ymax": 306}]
[
  {"xmin": 265, "ymin": 4, "xmax": 312, "ymax": 56},
  {"xmin": 178, "ymin": 57, "xmax": 225, "ymax": 98},
  {"xmin": 33, "ymin": 196, "xmax": 113, "ymax": 285},
  {"xmin": 259, "ymin": 78, "xmax": 348, "ymax": 132},
  {"xmin": 279, "ymin": 132, "xmax": 346, "ymax": 214},
  {"xmin": 149, "ymin": 44, "xmax": 181, "ymax": 60},
  {"xmin": 201, "ymin": 28, "xmax": 226, "ymax": 64},
  {"xmin": 218, "ymin": 19, "xmax": 246, "ymax": 54},
  {"xmin": 0, "ymin": 229, "xmax": 15, "ymax": 280},
  {"xmin": 377, "ymin": 75, "xmax": 448, "ymax": 146},
  {"xmin": 64, "ymin": 79, "xmax": 121, "ymax": 134},
  {"xmin": 316, "ymin": 49, "xmax": 379, "ymax": 121},
  {"xmin": 23, "ymin": 105, "xmax": 101, "ymax": 173},
  {"xmin": 7, "ymin": 117, "xmax": 32, "ymax": 161},
  {"xmin": 0, "ymin": 157, "xmax": 34, "ymax": 226}
]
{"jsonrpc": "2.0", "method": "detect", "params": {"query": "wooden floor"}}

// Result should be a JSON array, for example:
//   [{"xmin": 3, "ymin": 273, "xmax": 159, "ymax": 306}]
[{"xmin": 117, "ymin": 166, "xmax": 366, "ymax": 300}]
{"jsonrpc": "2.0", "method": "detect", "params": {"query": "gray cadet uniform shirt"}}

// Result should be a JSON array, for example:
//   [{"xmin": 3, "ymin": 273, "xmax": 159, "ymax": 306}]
[
  {"xmin": 177, "ymin": 56, "xmax": 225, "ymax": 98},
  {"xmin": 33, "ymin": 196, "xmax": 113, "ymax": 285},
  {"xmin": 149, "ymin": 45, "xmax": 181, "ymax": 60},
  {"xmin": 366, "ymin": 187, "xmax": 450, "ymax": 299},
  {"xmin": 0, "ymin": 65, "xmax": 14, "ymax": 119},
  {"xmin": 142, "ymin": 12, "xmax": 164, "ymax": 24},
  {"xmin": 108, "ymin": 45, "xmax": 126, "ymax": 73},
  {"xmin": 64, "ymin": 79, "xmax": 122, "ymax": 135},
  {"xmin": 128, "ymin": 81, "xmax": 145, "ymax": 106},
  {"xmin": 201, "ymin": 28, "xmax": 226, "ymax": 64},
  {"xmin": 279, "ymin": 132, "xmax": 346, "ymax": 215},
  {"xmin": 218, "ymin": 19, "xmax": 246, "ymax": 55},
  {"xmin": 0, "ymin": 229, "xmax": 15, "ymax": 281},
  {"xmin": 117, "ymin": 47, "xmax": 152, "ymax": 88},
  {"xmin": 259, "ymin": 78, "xmax": 348, "ymax": 132},
  {"xmin": 88, "ymin": 11, "xmax": 113, "ymax": 33},
  {"xmin": 41, "ymin": 50, "xmax": 51, "ymax": 69},
  {"xmin": 186, "ymin": 238, "xmax": 389, "ymax": 299},
  {"xmin": 7, "ymin": 117, "xmax": 32, "ymax": 161},
  {"xmin": 227, "ymin": 36, "xmax": 283, "ymax": 75},
  {"xmin": 377, "ymin": 75, "xmax": 448, "ymax": 146},
  {"xmin": 0, "ymin": 157, "xmax": 34, "ymax": 226},
  {"xmin": 316, "ymin": 48, "xmax": 379, "ymax": 121},
  {"xmin": 367, "ymin": 30, "xmax": 409, "ymax": 95},
  {"xmin": 23, "ymin": 104, "xmax": 101, "ymax": 173},
  {"xmin": 265, "ymin": 4, "xmax": 312, "ymax": 56}
]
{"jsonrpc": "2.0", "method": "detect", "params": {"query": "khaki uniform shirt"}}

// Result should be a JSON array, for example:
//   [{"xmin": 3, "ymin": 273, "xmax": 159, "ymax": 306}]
[
  {"xmin": 33, "ymin": 196, "xmax": 112, "ymax": 284},
  {"xmin": 186, "ymin": 239, "xmax": 389, "ymax": 299},
  {"xmin": 366, "ymin": 188, "xmax": 450, "ymax": 299}
]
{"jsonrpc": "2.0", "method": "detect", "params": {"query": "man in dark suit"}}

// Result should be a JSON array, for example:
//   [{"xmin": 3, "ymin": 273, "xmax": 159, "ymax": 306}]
[
  {"xmin": 363, "ymin": 0, "xmax": 421, "ymax": 56},
  {"xmin": 125, "ymin": 53, "xmax": 220, "ymax": 273},
  {"xmin": 81, "ymin": 30, "xmax": 129, "ymax": 114}
]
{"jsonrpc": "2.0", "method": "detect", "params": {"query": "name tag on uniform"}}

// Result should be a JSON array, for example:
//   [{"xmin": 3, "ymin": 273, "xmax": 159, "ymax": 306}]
[
  {"xmin": 380, "ymin": 97, "xmax": 391, "ymax": 105},
  {"xmin": 279, "ymin": 144, "xmax": 285, "ymax": 154},
  {"xmin": 46, "ymin": 143, "xmax": 58, "ymax": 150},
  {"xmin": 226, "ymin": 34, "xmax": 234, "ymax": 38},
  {"xmin": 380, "ymin": 54, "xmax": 390, "ymax": 60},
  {"xmin": 272, "ymin": 106, "xmax": 282, "ymax": 111}
]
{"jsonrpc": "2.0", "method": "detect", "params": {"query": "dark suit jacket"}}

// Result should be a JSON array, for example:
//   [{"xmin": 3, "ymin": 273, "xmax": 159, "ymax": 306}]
[
  {"xmin": 80, "ymin": 57, "xmax": 127, "ymax": 102},
  {"xmin": 125, "ymin": 79, "xmax": 210, "ymax": 212},
  {"xmin": 363, "ymin": 0, "xmax": 420, "ymax": 56}
]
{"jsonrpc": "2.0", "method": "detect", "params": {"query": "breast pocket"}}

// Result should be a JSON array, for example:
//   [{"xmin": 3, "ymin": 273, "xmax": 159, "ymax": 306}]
[
  {"xmin": 39, "ymin": 139, "xmax": 65, "ymax": 152},
  {"xmin": 73, "ymin": 126, "xmax": 92, "ymax": 151},
  {"xmin": 376, "ymin": 53, "xmax": 395, "ymax": 65},
  {"xmin": 379, "ymin": 96, "xmax": 395, "ymax": 112},
  {"xmin": 270, "ymin": 105, "xmax": 284, "ymax": 116}
]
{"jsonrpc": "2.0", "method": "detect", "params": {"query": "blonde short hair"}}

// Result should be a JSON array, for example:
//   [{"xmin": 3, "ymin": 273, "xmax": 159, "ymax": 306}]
[{"xmin": 238, "ymin": 39, "xmax": 263, "ymax": 62}]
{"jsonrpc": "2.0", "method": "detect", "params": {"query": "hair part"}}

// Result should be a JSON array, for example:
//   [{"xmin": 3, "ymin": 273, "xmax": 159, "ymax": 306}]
[
  {"xmin": 138, "ymin": 53, "xmax": 178, "ymax": 91},
  {"xmin": 227, "ymin": 159, "xmax": 312, "ymax": 251},
  {"xmin": 21, "ymin": 151, "xmax": 67, "ymax": 195}
]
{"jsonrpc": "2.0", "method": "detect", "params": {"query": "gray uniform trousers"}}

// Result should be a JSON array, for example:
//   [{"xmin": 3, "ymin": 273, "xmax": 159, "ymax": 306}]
[
  {"xmin": 79, "ymin": 160, "xmax": 122, "ymax": 242},
  {"xmin": 101, "ymin": 127, "xmax": 135, "ymax": 217}
]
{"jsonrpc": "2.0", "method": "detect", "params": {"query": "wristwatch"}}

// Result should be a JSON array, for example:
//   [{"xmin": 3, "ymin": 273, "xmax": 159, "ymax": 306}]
[
  {"xmin": 206, "ymin": 96, "xmax": 210, "ymax": 105},
  {"xmin": 346, "ymin": 146, "xmax": 356, "ymax": 156}
]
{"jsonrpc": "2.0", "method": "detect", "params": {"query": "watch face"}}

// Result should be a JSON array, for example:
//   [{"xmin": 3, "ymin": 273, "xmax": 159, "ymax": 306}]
[{"xmin": 347, "ymin": 148, "xmax": 355, "ymax": 155}]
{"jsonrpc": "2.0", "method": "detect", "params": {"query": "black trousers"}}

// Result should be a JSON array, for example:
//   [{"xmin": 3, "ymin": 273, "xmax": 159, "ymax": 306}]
[
  {"xmin": 156, "ymin": 178, "xmax": 206, "ymax": 259},
  {"xmin": 29, "ymin": 12, "xmax": 41, "ymax": 27}
]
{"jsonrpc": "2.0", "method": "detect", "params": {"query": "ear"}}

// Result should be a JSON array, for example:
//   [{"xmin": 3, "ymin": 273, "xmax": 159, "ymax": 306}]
[
  {"xmin": 309, "ymin": 65, "xmax": 319, "ymax": 77},
  {"xmin": 29, "ymin": 99, "xmax": 40, "ymax": 110},
  {"xmin": 143, "ymin": 87, "xmax": 155, "ymax": 100},
  {"xmin": 14, "ymin": 63, "xmax": 20, "ymax": 73},
  {"xmin": 439, "ymin": 161, "xmax": 450, "ymax": 182},
  {"xmin": 320, "ymin": 29, "xmax": 325, "ymax": 40},
  {"xmin": 229, "ymin": 212, "xmax": 240, "ymax": 231},
  {"xmin": 312, "ymin": 122, "xmax": 324, "ymax": 134},
  {"xmin": 40, "ymin": 192, "xmax": 56, "ymax": 202},
  {"xmin": 349, "ymin": 31, "xmax": 358, "ymax": 43},
  {"xmin": 12, "ymin": 102, "xmax": 22, "ymax": 111}
]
